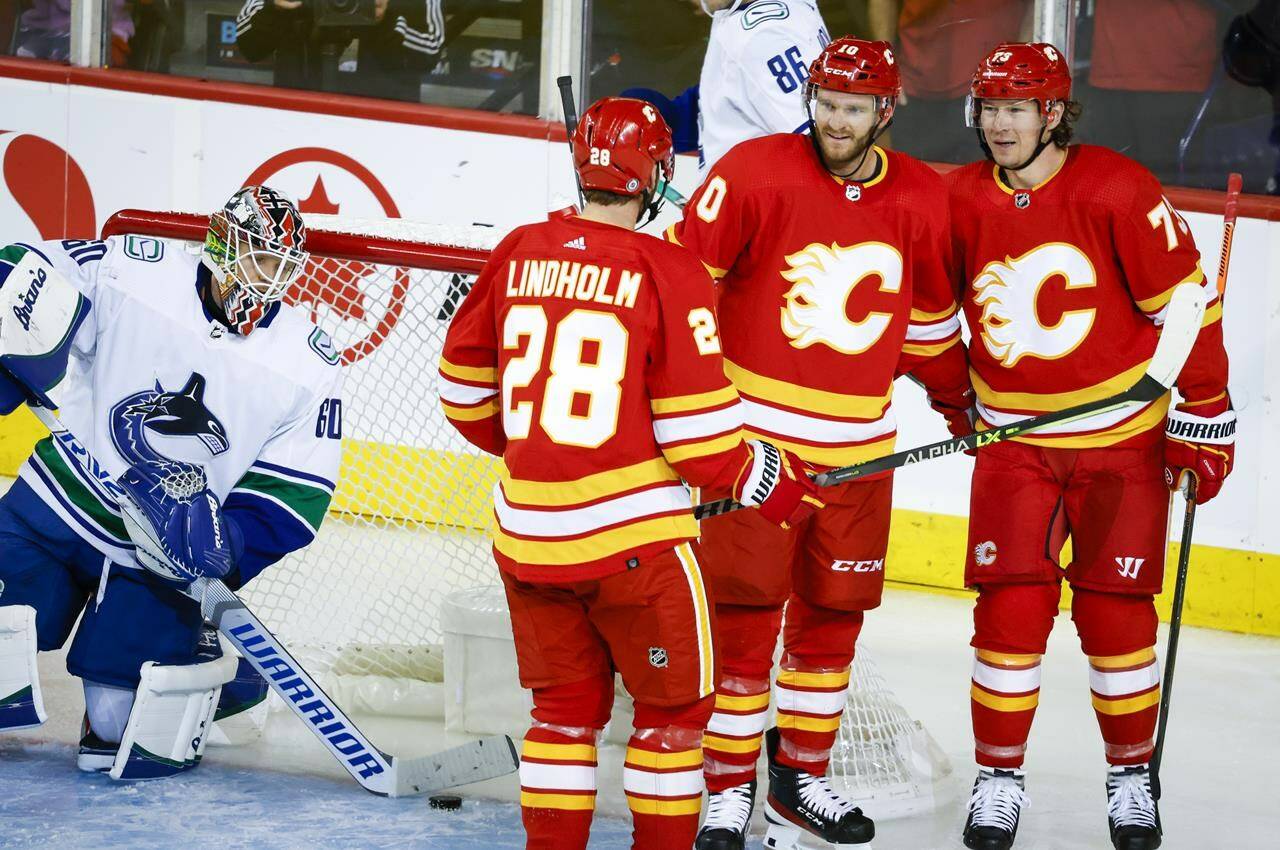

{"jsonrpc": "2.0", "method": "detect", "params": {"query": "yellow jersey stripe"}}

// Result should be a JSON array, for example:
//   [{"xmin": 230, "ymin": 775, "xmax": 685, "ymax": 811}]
[
  {"xmin": 1001, "ymin": 398, "xmax": 1168, "ymax": 449},
  {"xmin": 1133, "ymin": 267, "xmax": 1207, "ymax": 313},
  {"xmin": 910, "ymin": 303, "xmax": 959, "ymax": 322},
  {"xmin": 441, "ymin": 399, "xmax": 499, "ymax": 422},
  {"xmin": 1091, "ymin": 689, "xmax": 1161, "ymax": 716},
  {"xmin": 745, "ymin": 432, "xmax": 896, "ymax": 468},
  {"xmin": 520, "ymin": 791, "xmax": 596, "ymax": 811},
  {"xmin": 651, "ymin": 385, "xmax": 740, "ymax": 415},
  {"xmin": 501, "ymin": 457, "xmax": 681, "ymax": 507},
  {"xmin": 1202, "ymin": 300, "xmax": 1223, "ymax": 327},
  {"xmin": 661, "ymin": 431, "xmax": 745, "ymax": 465},
  {"xmin": 493, "ymin": 515, "xmax": 699, "ymax": 565},
  {"xmin": 971, "ymin": 685, "xmax": 1040, "ymax": 713},
  {"xmin": 902, "ymin": 337, "xmax": 959, "ymax": 358},
  {"xmin": 726, "ymin": 360, "xmax": 892, "ymax": 420},
  {"xmin": 972, "ymin": 360, "xmax": 1151, "ymax": 412},
  {"xmin": 522, "ymin": 741, "xmax": 597, "ymax": 762},
  {"xmin": 624, "ymin": 746, "xmax": 704, "ymax": 771},
  {"xmin": 439, "ymin": 357, "xmax": 498, "ymax": 384}
]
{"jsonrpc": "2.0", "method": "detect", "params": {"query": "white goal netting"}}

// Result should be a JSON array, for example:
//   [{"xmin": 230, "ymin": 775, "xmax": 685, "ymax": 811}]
[{"xmin": 101, "ymin": 210, "xmax": 950, "ymax": 816}]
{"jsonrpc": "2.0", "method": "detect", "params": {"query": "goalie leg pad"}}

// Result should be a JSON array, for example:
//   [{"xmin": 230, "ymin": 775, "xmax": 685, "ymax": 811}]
[
  {"xmin": 79, "ymin": 654, "xmax": 236, "ymax": 780},
  {"xmin": 0, "ymin": 605, "xmax": 46, "ymax": 731}
]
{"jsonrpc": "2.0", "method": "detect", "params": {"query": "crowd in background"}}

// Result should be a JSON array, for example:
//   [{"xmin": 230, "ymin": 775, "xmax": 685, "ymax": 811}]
[{"xmin": 2, "ymin": 0, "xmax": 1278, "ymax": 193}]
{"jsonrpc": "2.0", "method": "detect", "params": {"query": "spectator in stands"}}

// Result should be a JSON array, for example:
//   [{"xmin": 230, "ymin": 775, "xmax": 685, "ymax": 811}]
[
  {"xmin": 235, "ymin": 0, "xmax": 445, "ymax": 102},
  {"xmin": 1083, "ymin": 0, "xmax": 1221, "ymax": 184},
  {"xmin": 868, "ymin": 0, "xmax": 1031, "ymax": 163},
  {"xmin": 11, "ymin": 0, "xmax": 133, "ymax": 65},
  {"xmin": 1223, "ymin": 0, "xmax": 1280, "ymax": 192}
]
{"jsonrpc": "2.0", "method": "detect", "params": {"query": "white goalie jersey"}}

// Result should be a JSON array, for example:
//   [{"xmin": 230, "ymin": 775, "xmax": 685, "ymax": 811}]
[
  {"xmin": 3, "ymin": 236, "xmax": 343, "ymax": 583},
  {"xmin": 698, "ymin": 0, "xmax": 830, "ymax": 172}
]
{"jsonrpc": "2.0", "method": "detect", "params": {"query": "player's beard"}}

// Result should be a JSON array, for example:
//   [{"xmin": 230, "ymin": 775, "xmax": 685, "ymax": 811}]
[{"xmin": 816, "ymin": 124, "xmax": 878, "ymax": 178}]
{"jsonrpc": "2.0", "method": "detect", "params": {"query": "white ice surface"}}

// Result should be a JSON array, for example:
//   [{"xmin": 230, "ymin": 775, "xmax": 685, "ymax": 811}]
[{"xmin": 1, "ymin": 477, "xmax": 1278, "ymax": 848}]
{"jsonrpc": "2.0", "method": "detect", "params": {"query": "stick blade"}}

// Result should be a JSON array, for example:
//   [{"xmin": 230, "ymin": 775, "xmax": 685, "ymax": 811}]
[
  {"xmin": 390, "ymin": 735, "xmax": 519, "ymax": 797},
  {"xmin": 1146, "ymin": 283, "xmax": 1206, "ymax": 391}
]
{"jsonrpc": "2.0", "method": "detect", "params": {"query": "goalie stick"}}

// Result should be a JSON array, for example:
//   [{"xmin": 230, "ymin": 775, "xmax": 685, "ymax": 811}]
[
  {"xmin": 23, "ymin": 404, "xmax": 519, "ymax": 798},
  {"xmin": 693, "ymin": 280, "xmax": 1207, "ymax": 521},
  {"xmin": 1150, "ymin": 171, "xmax": 1242, "ymax": 801}
]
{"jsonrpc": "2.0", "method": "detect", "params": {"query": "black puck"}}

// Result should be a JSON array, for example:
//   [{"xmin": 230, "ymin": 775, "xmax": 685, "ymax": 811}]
[{"xmin": 429, "ymin": 794, "xmax": 463, "ymax": 811}]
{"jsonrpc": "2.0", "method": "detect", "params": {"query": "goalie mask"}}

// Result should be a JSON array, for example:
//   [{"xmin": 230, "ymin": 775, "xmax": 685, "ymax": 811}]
[{"xmin": 201, "ymin": 186, "xmax": 309, "ymax": 336}]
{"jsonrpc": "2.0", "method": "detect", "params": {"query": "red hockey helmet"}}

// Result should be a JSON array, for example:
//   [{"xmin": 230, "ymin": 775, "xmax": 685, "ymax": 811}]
[
  {"xmin": 969, "ymin": 42, "xmax": 1072, "ymax": 122},
  {"xmin": 806, "ymin": 37, "xmax": 902, "ymax": 99},
  {"xmin": 572, "ymin": 96, "xmax": 674, "ymax": 198}
]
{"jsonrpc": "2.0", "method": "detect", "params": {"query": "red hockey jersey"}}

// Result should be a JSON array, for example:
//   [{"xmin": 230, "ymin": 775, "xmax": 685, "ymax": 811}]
[
  {"xmin": 947, "ymin": 145, "xmax": 1228, "ymax": 448},
  {"xmin": 439, "ymin": 214, "xmax": 755, "ymax": 582},
  {"xmin": 668, "ymin": 134, "xmax": 968, "ymax": 469}
]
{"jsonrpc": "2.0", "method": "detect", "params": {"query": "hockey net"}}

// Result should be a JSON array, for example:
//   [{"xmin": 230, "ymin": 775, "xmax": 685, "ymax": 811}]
[{"xmin": 100, "ymin": 209, "xmax": 950, "ymax": 815}]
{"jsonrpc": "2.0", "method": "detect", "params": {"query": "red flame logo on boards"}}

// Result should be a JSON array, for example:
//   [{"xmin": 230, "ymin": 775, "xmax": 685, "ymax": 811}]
[
  {"xmin": 244, "ymin": 148, "xmax": 408, "ymax": 365},
  {"xmin": 0, "ymin": 131, "xmax": 96, "ymax": 241}
]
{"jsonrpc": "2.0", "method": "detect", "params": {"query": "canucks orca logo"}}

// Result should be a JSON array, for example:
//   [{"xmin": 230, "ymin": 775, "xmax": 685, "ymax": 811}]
[{"xmin": 110, "ymin": 374, "xmax": 230, "ymax": 475}]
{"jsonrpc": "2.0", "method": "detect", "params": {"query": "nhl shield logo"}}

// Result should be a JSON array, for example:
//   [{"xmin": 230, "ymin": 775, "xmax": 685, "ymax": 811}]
[
  {"xmin": 845, "ymin": 184, "xmax": 862, "ymax": 202},
  {"xmin": 648, "ymin": 647, "xmax": 669, "ymax": 669},
  {"xmin": 1013, "ymin": 191, "xmax": 1031, "ymax": 209}
]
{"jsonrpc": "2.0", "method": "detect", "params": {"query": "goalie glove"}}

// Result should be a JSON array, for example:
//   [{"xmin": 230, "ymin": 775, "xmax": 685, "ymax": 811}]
[
  {"xmin": 117, "ymin": 464, "xmax": 239, "ymax": 584},
  {"xmin": 733, "ymin": 440, "xmax": 825, "ymax": 528},
  {"xmin": 1163, "ymin": 396, "xmax": 1237, "ymax": 503}
]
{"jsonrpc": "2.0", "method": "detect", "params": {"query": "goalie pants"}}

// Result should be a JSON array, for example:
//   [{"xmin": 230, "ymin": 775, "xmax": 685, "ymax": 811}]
[
  {"xmin": 501, "ymin": 542, "xmax": 715, "ymax": 850},
  {"xmin": 0, "ymin": 478, "xmax": 206, "ymax": 690},
  {"xmin": 694, "ymin": 475, "xmax": 892, "ymax": 789},
  {"xmin": 966, "ymin": 440, "xmax": 1167, "ymax": 768}
]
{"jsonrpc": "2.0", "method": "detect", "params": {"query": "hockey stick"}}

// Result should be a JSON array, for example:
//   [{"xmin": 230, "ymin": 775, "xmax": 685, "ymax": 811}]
[
  {"xmin": 556, "ymin": 75, "xmax": 585, "ymax": 209},
  {"xmin": 1150, "ymin": 171, "xmax": 1242, "ymax": 800},
  {"xmin": 24, "ymin": 404, "xmax": 519, "ymax": 797},
  {"xmin": 1150, "ymin": 477, "xmax": 1197, "ymax": 801},
  {"xmin": 693, "ymin": 282, "xmax": 1207, "ymax": 521}
]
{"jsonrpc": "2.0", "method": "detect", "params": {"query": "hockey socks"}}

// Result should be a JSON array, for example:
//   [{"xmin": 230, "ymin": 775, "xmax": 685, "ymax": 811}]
[
  {"xmin": 703, "ymin": 676, "xmax": 771, "ymax": 792},
  {"xmin": 1089, "ymin": 649, "xmax": 1161, "ymax": 765},
  {"xmin": 970, "ymin": 650, "xmax": 1042, "ymax": 769},
  {"xmin": 519, "ymin": 725, "xmax": 597, "ymax": 849},
  {"xmin": 624, "ymin": 727, "xmax": 705, "ymax": 849}
]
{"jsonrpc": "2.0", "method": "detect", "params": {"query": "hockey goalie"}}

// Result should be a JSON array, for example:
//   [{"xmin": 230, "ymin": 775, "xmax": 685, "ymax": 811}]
[{"xmin": 0, "ymin": 186, "xmax": 343, "ymax": 781}]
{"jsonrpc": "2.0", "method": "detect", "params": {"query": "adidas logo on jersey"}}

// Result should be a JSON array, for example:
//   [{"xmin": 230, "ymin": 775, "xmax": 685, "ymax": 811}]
[{"xmin": 563, "ymin": 236, "xmax": 586, "ymax": 251}]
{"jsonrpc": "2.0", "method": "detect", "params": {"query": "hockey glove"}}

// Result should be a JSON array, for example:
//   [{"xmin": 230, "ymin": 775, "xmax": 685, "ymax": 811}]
[
  {"xmin": 931, "ymin": 397, "xmax": 977, "ymax": 442},
  {"xmin": 1163, "ymin": 396, "xmax": 1237, "ymax": 503},
  {"xmin": 733, "ymin": 440, "xmax": 824, "ymax": 528},
  {"xmin": 117, "ymin": 463, "xmax": 239, "ymax": 584}
]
